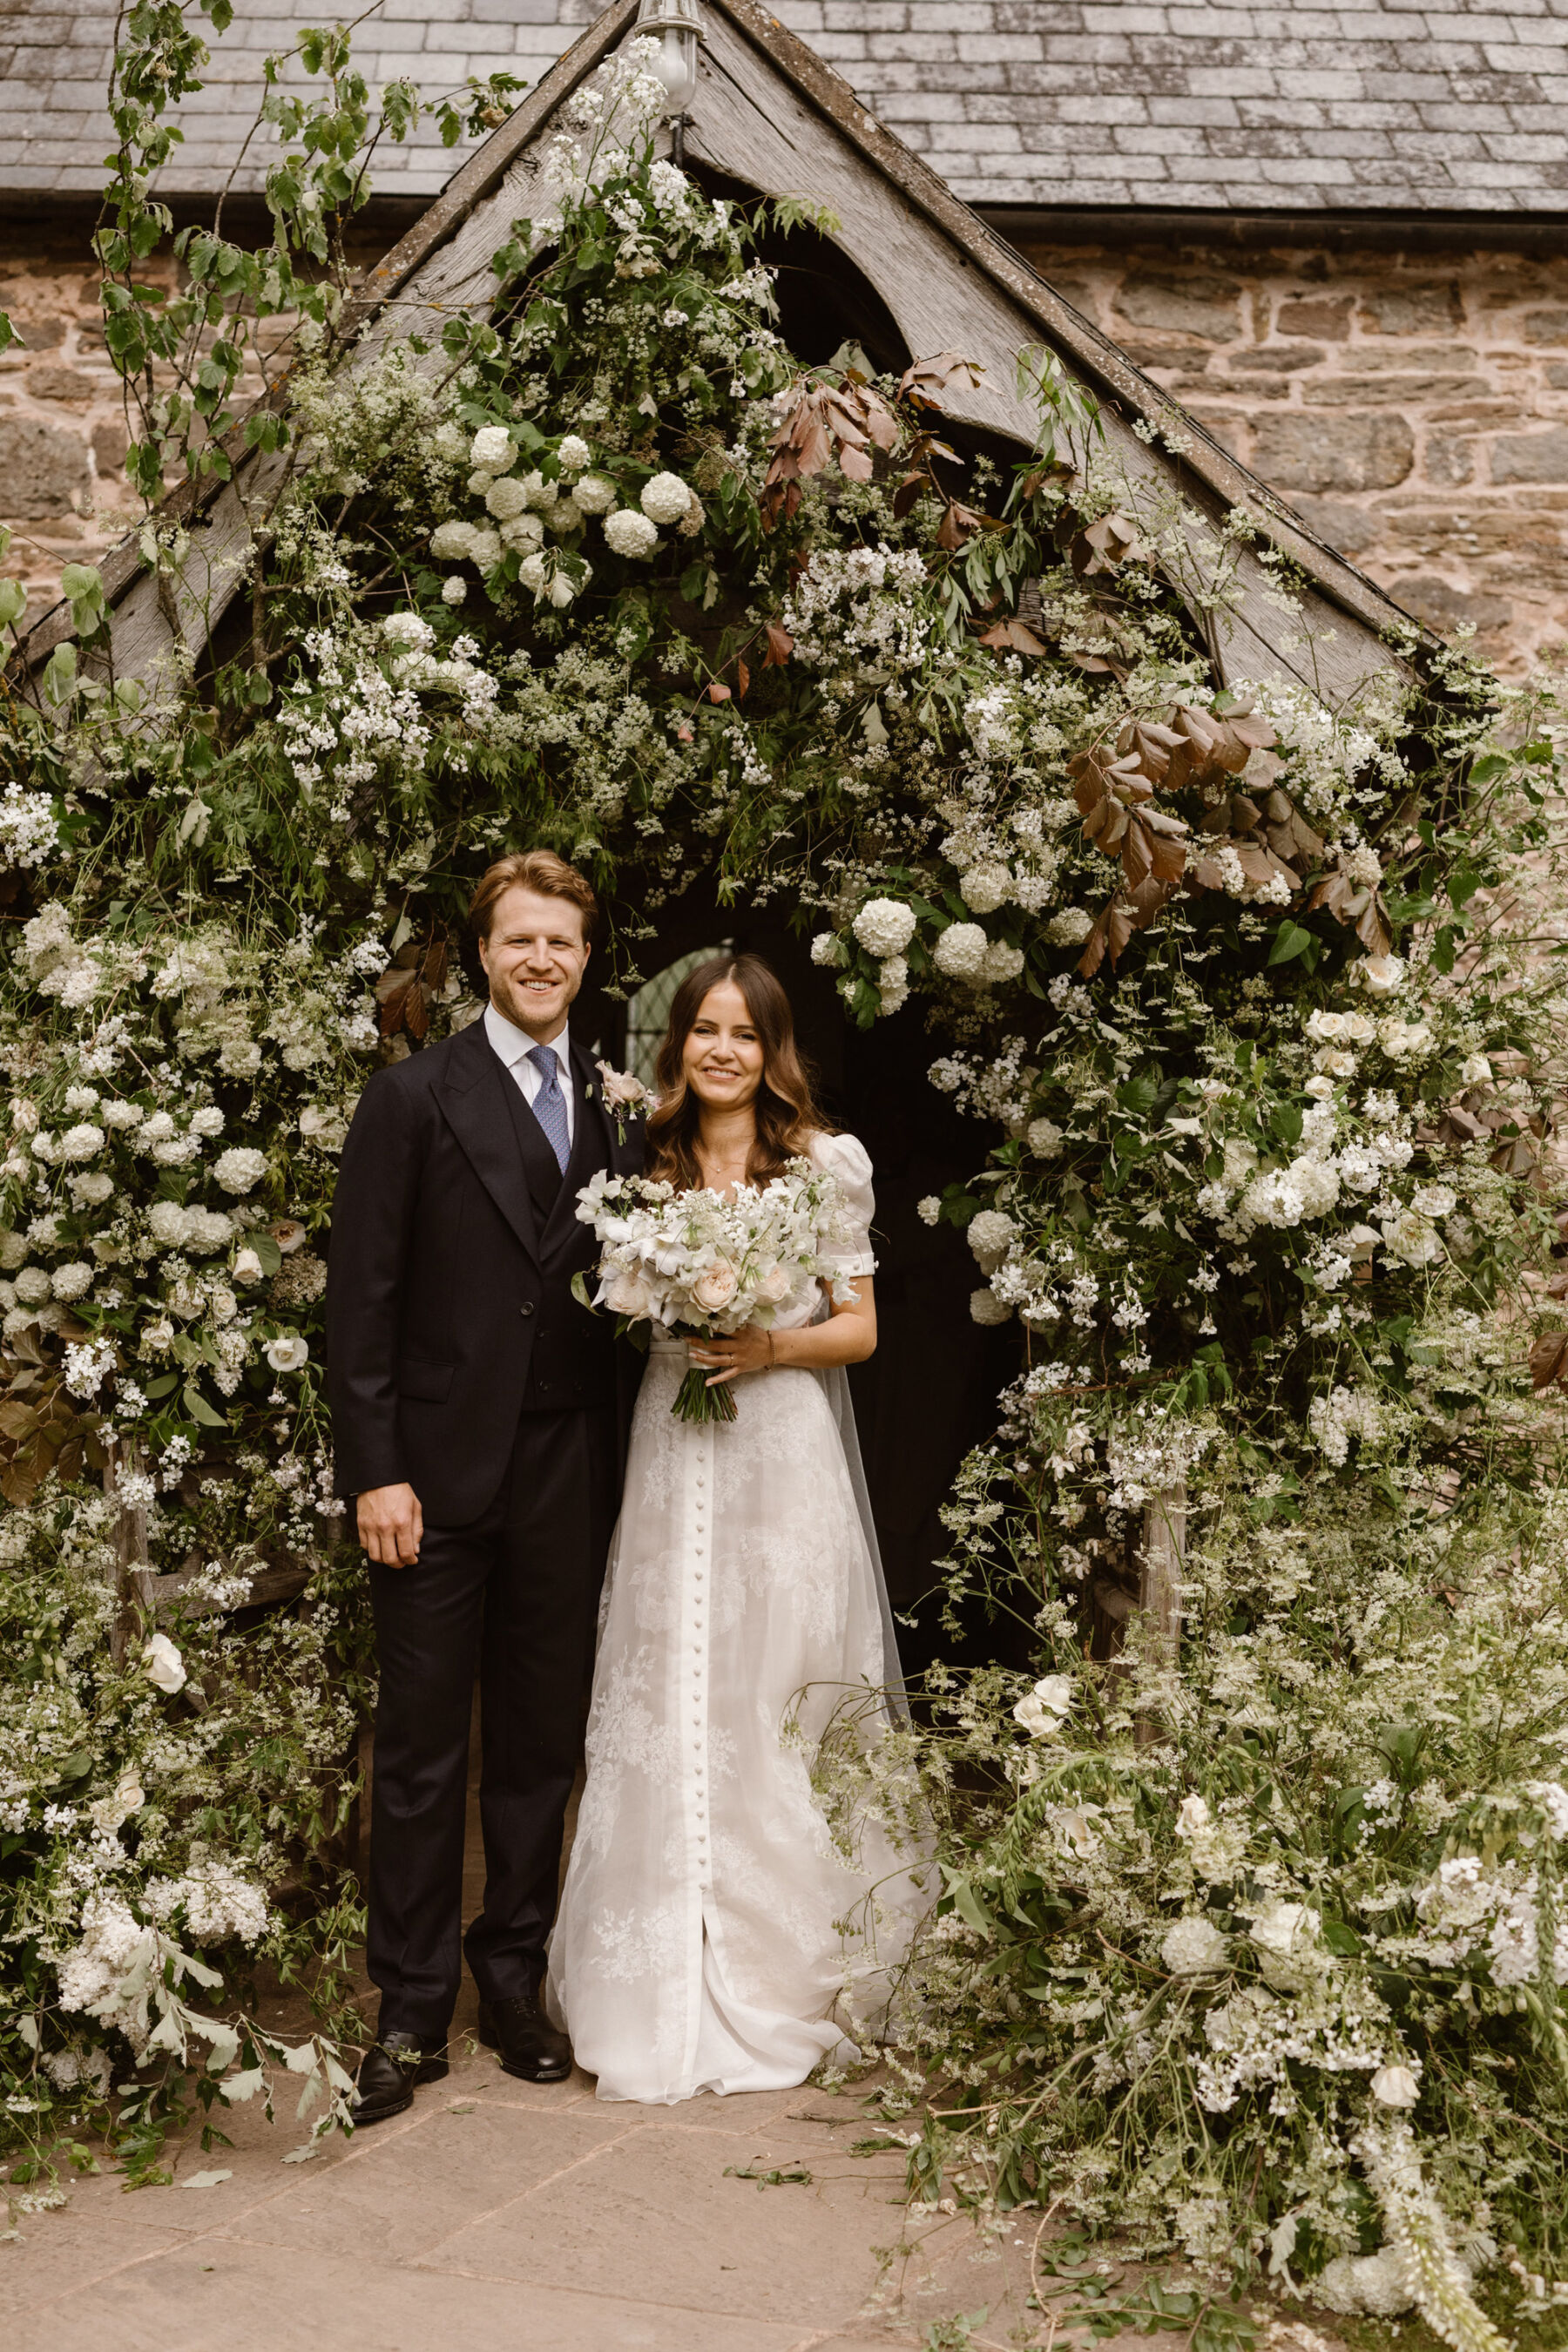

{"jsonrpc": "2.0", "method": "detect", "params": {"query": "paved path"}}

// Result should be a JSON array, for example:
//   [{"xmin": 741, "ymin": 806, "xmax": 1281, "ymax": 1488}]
[{"xmin": 2, "ymin": 2051, "xmax": 1050, "ymax": 2349}]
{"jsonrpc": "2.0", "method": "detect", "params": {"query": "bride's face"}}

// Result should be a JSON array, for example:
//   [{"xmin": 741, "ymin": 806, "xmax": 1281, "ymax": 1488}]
[{"xmin": 683, "ymin": 981, "xmax": 764, "ymax": 1113}]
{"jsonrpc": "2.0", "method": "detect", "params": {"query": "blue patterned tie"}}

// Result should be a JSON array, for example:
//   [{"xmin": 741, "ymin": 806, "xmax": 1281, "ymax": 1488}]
[{"xmin": 527, "ymin": 1045, "xmax": 571, "ymax": 1174}]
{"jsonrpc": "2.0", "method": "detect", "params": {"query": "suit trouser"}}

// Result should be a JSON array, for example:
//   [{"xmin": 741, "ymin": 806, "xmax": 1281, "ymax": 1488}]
[{"xmin": 365, "ymin": 1405, "xmax": 617, "ymax": 2039}]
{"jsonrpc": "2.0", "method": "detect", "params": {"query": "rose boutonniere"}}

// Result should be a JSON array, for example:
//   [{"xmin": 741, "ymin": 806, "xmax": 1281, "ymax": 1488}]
[{"xmin": 595, "ymin": 1059, "xmax": 657, "ymax": 1144}]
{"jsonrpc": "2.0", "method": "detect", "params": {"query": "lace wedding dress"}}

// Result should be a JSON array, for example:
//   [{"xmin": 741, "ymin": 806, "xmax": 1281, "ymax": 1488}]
[{"xmin": 546, "ymin": 1131, "xmax": 929, "ymax": 2105}]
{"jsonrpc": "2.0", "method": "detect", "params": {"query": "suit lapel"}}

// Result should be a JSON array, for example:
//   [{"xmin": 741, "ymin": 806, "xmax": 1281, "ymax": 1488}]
[{"xmin": 436, "ymin": 1019, "xmax": 542, "ymax": 1268}]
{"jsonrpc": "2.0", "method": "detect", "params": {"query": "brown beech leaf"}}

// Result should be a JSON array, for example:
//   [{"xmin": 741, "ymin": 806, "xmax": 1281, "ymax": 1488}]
[
  {"xmin": 897, "ymin": 351, "xmax": 985, "ymax": 409},
  {"xmin": 763, "ymin": 622, "xmax": 794, "ymax": 667},
  {"xmin": 836, "ymin": 443, "xmax": 874, "ymax": 483},
  {"xmin": 1545, "ymin": 1272, "xmax": 1568, "ymax": 1299},
  {"xmin": 1071, "ymin": 510, "xmax": 1147, "ymax": 578},
  {"xmin": 977, "ymin": 618, "xmax": 1050, "ymax": 656},
  {"xmin": 1529, "ymin": 1330, "xmax": 1568, "ymax": 1389},
  {"xmin": 706, "ymin": 681, "xmax": 732, "ymax": 703},
  {"xmin": 892, "ymin": 472, "xmax": 925, "ymax": 520},
  {"xmin": 1355, "ymin": 896, "xmax": 1393, "ymax": 957},
  {"xmin": 936, "ymin": 500, "xmax": 985, "ymax": 551},
  {"xmin": 735, "ymin": 658, "xmax": 750, "ymax": 700}
]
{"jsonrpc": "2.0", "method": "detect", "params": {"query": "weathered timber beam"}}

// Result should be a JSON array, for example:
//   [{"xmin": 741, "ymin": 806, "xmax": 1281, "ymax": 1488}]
[
  {"xmin": 706, "ymin": 0, "xmax": 1429, "ymax": 678},
  {"xmin": 10, "ymin": 0, "xmax": 641, "ymax": 688}
]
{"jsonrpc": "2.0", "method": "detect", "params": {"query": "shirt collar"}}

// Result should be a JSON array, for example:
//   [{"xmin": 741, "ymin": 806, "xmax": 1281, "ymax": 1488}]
[{"xmin": 483, "ymin": 1001, "xmax": 571, "ymax": 1076}]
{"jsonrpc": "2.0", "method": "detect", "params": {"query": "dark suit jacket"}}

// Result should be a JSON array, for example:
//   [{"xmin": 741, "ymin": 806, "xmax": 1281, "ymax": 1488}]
[{"xmin": 325, "ymin": 1016, "xmax": 645, "ymax": 1526}]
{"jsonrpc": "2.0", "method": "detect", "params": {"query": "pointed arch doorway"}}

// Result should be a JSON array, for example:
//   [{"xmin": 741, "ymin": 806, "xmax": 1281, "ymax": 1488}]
[{"xmin": 578, "ymin": 884, "xmax": 1022, "ymax": 1678}]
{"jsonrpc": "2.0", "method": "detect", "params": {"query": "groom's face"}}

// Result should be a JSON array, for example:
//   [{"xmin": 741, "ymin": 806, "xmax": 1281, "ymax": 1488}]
[{"xmin": 479, "ymin": 884, "xmax": 591, "ymax": 1042}]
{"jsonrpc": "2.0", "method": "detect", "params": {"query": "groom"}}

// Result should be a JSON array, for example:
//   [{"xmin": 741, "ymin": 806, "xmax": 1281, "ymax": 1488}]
[{"xmin": 326, "ymin": 848, "xmax": 644, "ymax": 2124}]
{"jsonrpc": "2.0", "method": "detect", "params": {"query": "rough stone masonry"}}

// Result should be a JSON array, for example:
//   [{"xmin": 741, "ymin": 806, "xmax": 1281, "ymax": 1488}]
[{"xmin": 3, "ymin": 220, "xmax": 1567, "ymax": 678}]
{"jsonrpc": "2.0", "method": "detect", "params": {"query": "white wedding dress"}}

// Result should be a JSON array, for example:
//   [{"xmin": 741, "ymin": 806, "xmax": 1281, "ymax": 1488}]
[{"xmin": 547, "ymin": 1132, "xmax": 929, "ymax": 2105}]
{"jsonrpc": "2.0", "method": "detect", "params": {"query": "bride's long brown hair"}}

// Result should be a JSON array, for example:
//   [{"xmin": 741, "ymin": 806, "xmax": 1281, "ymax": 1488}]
[{"xmin": 645, "ymin": 952, "xmax": 830, "ymax": 1190}]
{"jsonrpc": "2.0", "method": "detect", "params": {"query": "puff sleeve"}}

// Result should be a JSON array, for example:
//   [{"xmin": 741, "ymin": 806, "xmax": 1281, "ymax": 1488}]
[{"xmin": 811, "ymin": 1130, "xmax": 877, "ymax": 1279}]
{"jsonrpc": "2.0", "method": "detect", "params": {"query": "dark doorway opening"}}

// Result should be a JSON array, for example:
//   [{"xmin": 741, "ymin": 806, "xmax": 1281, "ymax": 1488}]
[{"xmin": 577, "ymin": 885, "xmax": 1024, "ymax": 1680}]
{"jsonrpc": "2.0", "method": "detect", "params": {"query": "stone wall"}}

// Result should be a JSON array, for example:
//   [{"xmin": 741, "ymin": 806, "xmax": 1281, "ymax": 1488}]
[
  {"xmin": 1019, "ymin": 232, "xmax": 1568, "ymax": 678},
  {"xmin": 3, "ymin": 216, "xmax": 1566, "ymax": 679}
]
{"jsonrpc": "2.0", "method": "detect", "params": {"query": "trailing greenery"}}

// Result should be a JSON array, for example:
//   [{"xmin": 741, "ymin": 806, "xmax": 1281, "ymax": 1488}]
[{"xmin": 1, "ymin": 26, "xmax": 1566, "ymax": 2340}]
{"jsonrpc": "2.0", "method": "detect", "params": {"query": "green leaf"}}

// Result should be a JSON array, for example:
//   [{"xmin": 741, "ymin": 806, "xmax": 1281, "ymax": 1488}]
[
  {"xmin": 1267, "ymin": 918, "xmax": 1314, "ymax": 967},
  {"xmin": 0, "ymin": 577, "xmax": 27, "ymax": 629},
  {"xmin": 181, "ymin": 1382, "xmax": 227, "ymax": 1429}
]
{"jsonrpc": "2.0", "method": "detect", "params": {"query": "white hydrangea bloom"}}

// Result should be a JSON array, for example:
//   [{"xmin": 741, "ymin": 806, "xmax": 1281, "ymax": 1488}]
[
  {"xmin": 933, "ymin": 922, "xmax": 989, "ymax": 982},
  {"xmin": 50, "ymin": 1261, "xmax": 93, "ymax": 1301},
  {"xmin": 429, "ymin": 520, "xmax": 476, "ymax": 561},
  {"xmin": 982, "ymin": 940, "xmax": 1024, "ymax": 987},
  {"xmin": 1161, "ymin": 1916, "xmax": 1230, "ymax": 1977},
  {"xmin": 519, "ymin": 469, "xmax": 558, "ymax": 510},
  {"xmin": 470, "ymin": 424, "xmax": 514, "ymax": 470},
  {"xmin": 917, "ymin": 1196, "xmax": 942, "ymax": 1226},
  {"xmin": 853, "ymin": 899, "xmax": 916, "ymax": 958},
  {"xmin": 1048, "ymin": 908, "xmax": 1099, "ymax": 945},
  {"xmin": 485, "ymin": 475, "xmax": 530, "ymax": 521},
  {"xmin": 640, "ymin": 470, "xmax": 693, "ymax": 524},
  {"xmin": 877, "ymin": 955, "xmax": 909, "ymax": 1013},
  {"xmin": 604, "ymin": 508, "xmax": 660, "ymax": 559},
  {"xmin": 213, "ymin": 1146, "xmax": 267, "ymax": 1194},
  {"xmin": 571, "ymin": 474, "xmax": 618, "ymax": 516},
  {"xmin": 959, "ymin": 864, "xmax": 1010, "ymax": 915},
  {"xmin": 558, "ymin": 434, "xmax": 591, "ymax": 472},
  {"xmin": 968, "ymin": 1209, "xmax": 1018, "ymax": 1272},
  {"xmin": 809, "ymin": 931, "xmax": 843, "ymax": 968},
  {"xmin": 970, "ymin": 1286, "xmax": 1011, "ymax": 1326},
  {"xmin": 58, "ymin": 1123, "xmax": 105, "ymax": 1162},
  {"xmin": 442, "ymin": 577, "xmax": 468, "ymax": 605},
  {"xmin": 500, "ymin": 511, "xmax": 545, "ymax": 552},
  {"xmin": 1028, "ymin": 1117, "xmax": 1065, "ymax": 1159}
]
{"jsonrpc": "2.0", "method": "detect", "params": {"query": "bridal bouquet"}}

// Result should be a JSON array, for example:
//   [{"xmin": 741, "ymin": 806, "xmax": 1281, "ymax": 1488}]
[{"xmin": 574, "ymin": 1159, "xmax": 848, "ymax": 1423}]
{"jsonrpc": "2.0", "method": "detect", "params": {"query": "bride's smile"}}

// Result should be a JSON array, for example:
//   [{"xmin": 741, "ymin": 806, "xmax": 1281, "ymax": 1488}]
[{"xmin": 683, "ymin": 983, "xmax": 764, "ymax": 1112}]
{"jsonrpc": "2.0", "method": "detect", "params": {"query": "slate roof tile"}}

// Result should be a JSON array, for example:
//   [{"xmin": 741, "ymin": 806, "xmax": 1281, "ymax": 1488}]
[{"xmin": 0, "ymin": 0, "xmax": 1560, "ymax": 210}]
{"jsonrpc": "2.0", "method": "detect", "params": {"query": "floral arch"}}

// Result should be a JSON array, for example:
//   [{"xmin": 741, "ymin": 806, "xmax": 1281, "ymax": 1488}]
[{"xmin": 0, "ymin": 17, "xmax": 1566, "ymax": 2345}]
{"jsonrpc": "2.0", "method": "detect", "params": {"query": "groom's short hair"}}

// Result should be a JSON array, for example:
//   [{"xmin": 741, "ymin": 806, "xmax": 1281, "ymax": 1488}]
[{"xmin": 469, "ymin": 850, "xmax": 598, "ymax": 943}]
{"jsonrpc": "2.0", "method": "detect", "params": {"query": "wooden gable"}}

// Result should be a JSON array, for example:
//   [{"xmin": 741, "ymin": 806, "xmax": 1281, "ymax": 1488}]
[{"xmin": 15, "ymin": 0, "xmax": 1425, "ymax": 713}]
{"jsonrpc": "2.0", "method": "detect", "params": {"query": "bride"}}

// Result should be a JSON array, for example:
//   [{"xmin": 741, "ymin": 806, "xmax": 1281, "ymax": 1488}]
[{"xmin": 547, "ymin": 951, "xmax": 928, "ymax": 2104}]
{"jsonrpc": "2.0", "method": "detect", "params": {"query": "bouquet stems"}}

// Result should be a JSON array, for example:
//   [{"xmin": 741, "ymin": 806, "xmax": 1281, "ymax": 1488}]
[{"xmin": 672, "ymin": 1364, "xmax": 739, "ymax": 1425}]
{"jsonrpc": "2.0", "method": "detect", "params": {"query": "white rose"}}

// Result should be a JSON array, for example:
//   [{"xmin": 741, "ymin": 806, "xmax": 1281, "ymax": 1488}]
[
  {"xmin": 969, "ymin": 1286, "xmax": 1011, "ymax": 1326},
  {"xmin": 571, "ymin": 474, "xmax": 618, "ymax": 516},
  {"xmin": 270, "ymin": 1219, "xmax": 308, "ymax": 1255},
  {"xmin": 604, "ymin": 508, "xmax": 660, "ymax": 560},
  {"xmin": 852, "ymin": 898, "xmax": 916, "ymax": 959},
  {"xmin": 1160, "ymin": 1916, "xmax": 1230, "ymax": 1977},
  {"xmin": 485, "ymin": 475, "xmax": 530, "ymax": 521},
  {"xmin": 1304, "ymin": 1074, "xmax": 1335, "ymax": 1100},
  {"xmin": 933, "ymin": 922, "xmax": 989, "ymax": 983},
  {"xmin": 213, "ymin": 1146, "xmax": 267, "ymax": 1194},
  {"xmin": 233, "ymin": 1247, "xmax": 264, "ymax": 1285},
  {"xmin": 1027, "ymin": 1117, "xmax": 1064, "ymax": 1159},
  {"xmin": 1358, "ymin": 953, "xmax": 1406, "ymax": 997},
  {"xmin": 470, "ymin": 424, "xmax": 514, "ymax": 471},
  {"xmin": 959, "ymin": 864, "xmax": 1010, "ymax": 915},
  {"xmin": 603, "ymin": 1267, "xmax": 656, "ymax": 1319},
  {"xmin": 1410, "ymin": 1183, "xmax": 1456, "ymax": 1218},
  {"xmin": 1460, "ymin": 1052, "xmax": 1492, "ymax": 1084},
  {"xmin": 265, "ymin": 1334, "xmax": 310, "ymax": 1373},
  {"xmin": 143, "ymin": 1633, "xmax": 186, "ymax": 1694},
  {"xmin": 756, "ymin": 1264, "xmax": 793, "ymax": 1305},
  {"xmin": 640, "ymin": 470, "xmax": 693, "ymax": 525},
  {"xmin": 1369, "ymin": 2062, "xmax": 1421, "ymax": 2109},
  {"xmin": 558, "ymin": 434, "xmax": 591, "ymax": 472},
  {"xmin": 1251, "ymin": 1899, "xmax": 1323, "ymax": 1990},
  {"xmin": 691, "ymin": 1261, "xmax": 739, "ymax": 1314},
  {"xmin": 1175, "ymin": 1794, "xmax": 1212, "ymax": 1838}
]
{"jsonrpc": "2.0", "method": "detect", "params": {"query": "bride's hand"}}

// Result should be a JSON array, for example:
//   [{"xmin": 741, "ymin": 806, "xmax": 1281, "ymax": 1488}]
[{"xmin": 688, "ymin": 1326, "xmax": 775, "ymax": 1387}]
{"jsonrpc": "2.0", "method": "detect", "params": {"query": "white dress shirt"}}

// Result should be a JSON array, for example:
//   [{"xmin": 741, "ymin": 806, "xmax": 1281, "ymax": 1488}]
[{"xmin": 483, "ymin": 1001, "xmax": 575, "ymax": 1149}]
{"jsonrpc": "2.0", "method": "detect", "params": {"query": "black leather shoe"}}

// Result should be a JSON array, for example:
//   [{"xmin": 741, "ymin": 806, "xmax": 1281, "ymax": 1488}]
[
  {"xmin": 476, "ymin": 1994, "xmax": 573, "ymax": 2083},
  {"xmin": 350, "ymin": 2030, "xmax": 449, "ymax": 2126}
]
